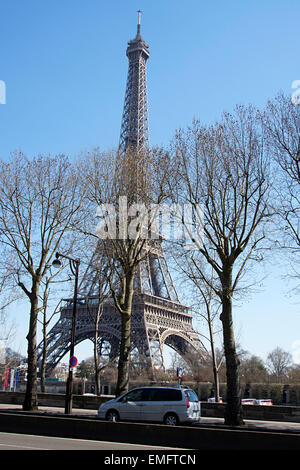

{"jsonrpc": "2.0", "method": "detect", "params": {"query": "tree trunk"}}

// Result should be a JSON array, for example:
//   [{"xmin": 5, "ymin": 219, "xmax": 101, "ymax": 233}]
[
  {"xmin": 208, "ymin": 309, "xmax": 220, "ymax": 402},
  {"xmin": 23, "ymin": 279, "xmax": 40, "ymax": 411},
  {"xmin": 213, "ymin": 365, "xmax": 220, "ymax": 403},
  {"xmin": 115, "ymin": 270, "xmax": 135, "ymax": 397},
  {"xmin": 220, "ymin": 266, "xmax": 244, "ymax": 425},
  {"xmin": 40, "ymin": 279, "xmax": 50, "ymax": 394},
  {"xmin": 40, "ymin": 322, "xmax": 47, "ymax": 393},
  {"xmin": 116, "ymin": 312, "xmax": 131, "ymax": 397},
  {"xmin": 94, "ymin": 312, "xmax": 101, "ymax": 396}
]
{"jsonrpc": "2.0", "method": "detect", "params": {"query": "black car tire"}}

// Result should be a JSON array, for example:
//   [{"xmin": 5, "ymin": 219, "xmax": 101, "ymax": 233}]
[
  {"xmin": 163, "ymin": 413, "xmax": 179, "ymax": 426},
  {"xmin": 105, "ymin": 410, "xmax": 120, "ymax": 422}
]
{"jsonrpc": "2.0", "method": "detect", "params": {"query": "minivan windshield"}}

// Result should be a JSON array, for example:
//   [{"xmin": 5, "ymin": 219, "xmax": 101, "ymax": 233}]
[{"xmin": 184, "ymin": 389, "xmax": 199, "ymax": 402}]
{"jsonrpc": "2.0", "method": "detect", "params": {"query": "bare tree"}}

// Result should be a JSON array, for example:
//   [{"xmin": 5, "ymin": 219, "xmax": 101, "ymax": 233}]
[
  {"xmin": 0, "ymin": 152, "xmax": 85, "ymax": 410},
  {"xmin": 263, "ymin": 92, "xmax": 300, "ymax": 289},
  {"xmin": 239, "ymin": 353, "xmax": 267, "ymax": 384},
  {"xmin": 38, "ymin": 266, "xmax": 70, "ymax": 393},
  {"xmin": 172, "ymin": 105, "xmax": 272, "ymax": 425},
  {"xmin": 192, "ymin": 300, "xmax": 223, "ymax": 402},
  {"xmin": 266, "ymin": 347, "xmax": 293, "ymax": 383},
  {"xmin": 79, "ymin": 147, "xmax": 171, "ymax": 396},
  {"xmin": 84, "ymin": 252, "xmax": 113, "ymax": 396}
]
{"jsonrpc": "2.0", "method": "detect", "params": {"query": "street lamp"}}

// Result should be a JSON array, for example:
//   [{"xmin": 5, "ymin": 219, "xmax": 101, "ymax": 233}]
[{"xmin": 52, "ymin": 252, "xmax": 80, "ymax": 414}]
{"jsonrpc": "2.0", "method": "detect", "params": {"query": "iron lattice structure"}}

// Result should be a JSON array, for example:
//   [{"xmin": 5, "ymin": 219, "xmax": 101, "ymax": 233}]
[
  {"xmin": 119, "ymin": 11, "xmax": 150, "ymax": 153},
  {"xmin": 38, "ymin": 13, "xmax": 203, "ymax": 377}
]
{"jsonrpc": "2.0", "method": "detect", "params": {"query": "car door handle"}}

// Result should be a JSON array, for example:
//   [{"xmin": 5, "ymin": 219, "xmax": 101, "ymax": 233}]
[{"xmin": 136, "ymin": 403, "xmax": 146, "ymax": 406}]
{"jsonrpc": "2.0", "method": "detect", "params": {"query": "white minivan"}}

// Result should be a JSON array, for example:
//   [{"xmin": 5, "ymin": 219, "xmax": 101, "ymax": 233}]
[{"xmin": 98, "ymin": 386, "xmax": 201, "ymax": 425}]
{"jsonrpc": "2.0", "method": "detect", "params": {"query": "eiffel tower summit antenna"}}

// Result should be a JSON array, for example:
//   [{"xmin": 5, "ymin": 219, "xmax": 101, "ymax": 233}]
[
  {"xmin": 137, "ymin": 9, "xmax": 142, "ymax": 36},
  {"xmin": 38, "ymin": 14, "xmax": 203, "ymax": 379}
]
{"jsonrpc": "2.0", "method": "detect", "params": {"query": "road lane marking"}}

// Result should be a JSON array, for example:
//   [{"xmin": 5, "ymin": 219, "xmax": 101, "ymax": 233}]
[
  {"xmin": 0, "ymin": 443, "xmax": 48, "ymax": 450},
  {"xmin": 0, "ymin": 432, "xmax": 186, "ymax": 450}
]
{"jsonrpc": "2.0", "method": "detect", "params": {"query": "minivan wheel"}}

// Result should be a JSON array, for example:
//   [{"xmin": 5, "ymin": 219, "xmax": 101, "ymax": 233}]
[
  {"xmin": 163, "ymin": 413, "xmax": 179, "ymax": 426},
  {"xmin": 106, "ymin": 410, "xmax": 120, "ymax": 422}
]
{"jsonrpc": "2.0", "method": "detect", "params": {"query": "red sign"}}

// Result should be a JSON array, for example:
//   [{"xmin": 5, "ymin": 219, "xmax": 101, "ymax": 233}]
[{"xmin": 70, "ymin": 356, "xmax": 78, "ymax": 367}]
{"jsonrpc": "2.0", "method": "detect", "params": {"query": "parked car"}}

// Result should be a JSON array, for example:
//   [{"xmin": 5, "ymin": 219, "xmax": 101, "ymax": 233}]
[
  {"xmin": 98, "ymin": 386, "xmax": 201, "ymax": 425},
  {"xmin": 242, "ymin": 398, "xmax": 257, "ymax": 405},
  {"xmin": 242, "ymin": 398, "xmax": 273, "ymax": 406},
  {"xmin": 255, "ymin": 399, "xmax": 273, "ymax": 406}
]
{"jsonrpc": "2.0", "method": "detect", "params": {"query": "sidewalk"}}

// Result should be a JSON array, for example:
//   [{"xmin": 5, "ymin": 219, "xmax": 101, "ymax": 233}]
[
  {"xmin": 1, "ymin": 403, "xmax": 300, "ymax": 434},
  {"xmin": 0, "ymin": 403, "xmax": 97, "ymax": 416}
]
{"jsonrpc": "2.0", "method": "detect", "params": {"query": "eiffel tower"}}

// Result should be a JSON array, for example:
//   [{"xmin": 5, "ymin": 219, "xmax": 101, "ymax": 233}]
[{"xmin": 38, "ymin": 12, "xmax": 202, "ymax": 377}]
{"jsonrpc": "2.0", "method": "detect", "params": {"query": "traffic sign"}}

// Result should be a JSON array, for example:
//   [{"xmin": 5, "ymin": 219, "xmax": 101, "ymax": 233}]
[{"xmin": 70, "ymin": 356, "xmax": 78, "ymax": 367}]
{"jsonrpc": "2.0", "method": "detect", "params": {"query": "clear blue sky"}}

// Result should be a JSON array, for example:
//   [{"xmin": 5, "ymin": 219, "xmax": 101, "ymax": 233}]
[{"xmin": 1, "ymin": 0, "xmax": 300, "ymax": 365}]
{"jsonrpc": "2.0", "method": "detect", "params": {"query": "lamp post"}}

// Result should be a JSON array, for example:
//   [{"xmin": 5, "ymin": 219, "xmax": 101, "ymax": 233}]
[{"xmin": 52, "ymin": 252, "xmax": 80, "ymax": 414}]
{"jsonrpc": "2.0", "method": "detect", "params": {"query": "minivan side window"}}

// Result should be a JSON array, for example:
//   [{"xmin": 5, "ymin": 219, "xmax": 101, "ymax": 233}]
[
  {"xmin": 146, "ymin": 388, "xmax": 182, "ymax": 401},
  {"xmin": 119, "ymin": 389, "xmax": 144, "ymax": 402}
]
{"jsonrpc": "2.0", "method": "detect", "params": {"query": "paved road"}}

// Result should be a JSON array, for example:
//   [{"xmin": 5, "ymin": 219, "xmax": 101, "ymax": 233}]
[
  {"xmin": 0, "ymin": 431, "xmax": 183, "ymax": 451},
  {"xmin": 1, "ymin": 403, "xmax": 300, "ymax": 433},
  {"xmin": 1, "ymin": 404, "xmax": 300, "ymax": 452}
]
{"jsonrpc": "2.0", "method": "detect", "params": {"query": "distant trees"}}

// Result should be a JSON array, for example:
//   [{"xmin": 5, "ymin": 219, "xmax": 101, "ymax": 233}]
[
  {"xmin": 74, "ymin": 345, "xmax": 298, "ymax": 390},
  {"xmin": 266, "ymin": 347, "xmax": 293, "ymax": 383},
  {"xmin": 239, "ymin": 354, "xmax": 268, "ymax": 383},
  {"xmin": 76, "ymin": 359, "xmax": 95, "ymax": 380}
]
